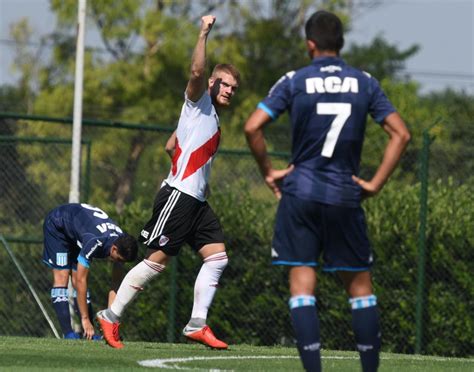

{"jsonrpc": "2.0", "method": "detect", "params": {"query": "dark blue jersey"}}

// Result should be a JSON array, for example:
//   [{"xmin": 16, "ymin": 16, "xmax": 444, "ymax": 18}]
[
  {"xmin": 45, "ymin": 203, "xmax": 123, "ymax": 268},
  {"xmin": 259, "ymin": 56, "xmax": 396, "ymax": 207}
]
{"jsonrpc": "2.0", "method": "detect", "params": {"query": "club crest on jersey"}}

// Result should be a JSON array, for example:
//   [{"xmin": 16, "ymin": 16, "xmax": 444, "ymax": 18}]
[{"xmin": 159, "ymin": 235, "xmax": 170, "ymax": 247}]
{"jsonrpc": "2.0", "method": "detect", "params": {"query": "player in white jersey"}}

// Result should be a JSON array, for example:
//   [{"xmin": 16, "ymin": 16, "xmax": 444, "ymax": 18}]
[
  {"xmin": 97, "ymin": 14, "xmax": 240, "ymax": 350},
  {"xmin": 162, "ymin": 85, "xmax": 221, "ymax": 201}
]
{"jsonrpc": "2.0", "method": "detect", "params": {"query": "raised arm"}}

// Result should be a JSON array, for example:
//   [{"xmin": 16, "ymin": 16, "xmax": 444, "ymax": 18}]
[{"xmin": 185, "ymin": 15, "xmax": 216, "ymax": 102}]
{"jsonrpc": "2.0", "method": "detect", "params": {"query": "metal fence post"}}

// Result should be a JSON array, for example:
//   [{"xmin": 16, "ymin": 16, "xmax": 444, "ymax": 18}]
[
  {"xmin": 415, "ymin": 128, "xmax": 434, "ymax": 354},
  {"xmin": 82, "ymin": 141, "xmax": 92, "ymax": 202}
]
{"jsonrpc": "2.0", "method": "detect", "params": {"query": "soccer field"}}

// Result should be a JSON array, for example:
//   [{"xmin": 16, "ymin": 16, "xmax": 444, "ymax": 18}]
[{"xmin": 0, "ymin": 336, "xmax": 472, "ymax": 371}]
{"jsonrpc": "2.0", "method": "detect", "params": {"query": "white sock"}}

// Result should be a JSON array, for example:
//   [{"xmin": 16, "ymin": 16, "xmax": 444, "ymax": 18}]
[
  {"xmin": 190, "ymin": 252, "xmax": 228, "ymax": 321},
  {"xmin": 110, "ymin": 259, "xmax": 165, "ymax": 318}
]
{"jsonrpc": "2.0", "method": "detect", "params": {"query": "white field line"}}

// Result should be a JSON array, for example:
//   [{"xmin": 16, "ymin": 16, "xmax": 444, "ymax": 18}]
[
  {"xmin": 138, "ymin": 355, "xmax": 298, "ymax": 369},
  {"xmin": 138, "ymin": 354, "xmax": 474, "ymax": 369}
]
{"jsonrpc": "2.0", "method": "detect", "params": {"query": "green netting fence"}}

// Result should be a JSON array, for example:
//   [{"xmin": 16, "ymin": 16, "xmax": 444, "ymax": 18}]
[{"xmin": 0, "ymin": 113, "xmax": 472, "ymax": 357}]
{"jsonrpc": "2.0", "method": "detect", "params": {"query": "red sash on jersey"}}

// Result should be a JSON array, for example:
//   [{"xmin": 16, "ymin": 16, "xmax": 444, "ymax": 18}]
[{"xmin": 171, "ymin": 129, "xmax": 221, "ymax": 180}]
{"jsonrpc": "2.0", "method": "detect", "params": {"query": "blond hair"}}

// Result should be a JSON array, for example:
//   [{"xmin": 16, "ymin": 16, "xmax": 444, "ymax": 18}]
[{"xmin": 211, "ymin": 64, "xmax": 241, "ymax": 85}]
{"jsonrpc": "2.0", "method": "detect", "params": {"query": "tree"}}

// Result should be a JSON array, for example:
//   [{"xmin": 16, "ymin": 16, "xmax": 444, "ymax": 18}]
[
  {"xmin": 17, "ymin": 1, "xmax": 199, "ymax": 211},
  {"xmin": 0, "ymin": 86, "xmax": 43, "ymax": 230},
  {"xmin": 343, "ymin": 36, "xmax": 419, "ymax": 82},
  {"xmin": 6, "ymin": 0, "xmax": 465, "ymax": 210},
  {"xmin": 420, "ymin": 90, "xmax": 474, "ymax": 183}
]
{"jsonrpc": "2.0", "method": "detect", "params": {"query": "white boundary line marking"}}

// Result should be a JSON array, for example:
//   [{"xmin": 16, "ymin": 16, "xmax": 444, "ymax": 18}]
[
  {"xmin": 138, "ymin": 355, "xmax": 299, "ymax": 369},
  {"xmin": 138, "ymin": 354, "xmax": 474, "ymax": 369}
]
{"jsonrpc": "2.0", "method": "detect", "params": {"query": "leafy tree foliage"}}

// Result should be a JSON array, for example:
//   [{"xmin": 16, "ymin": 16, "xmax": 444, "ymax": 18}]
[
  {"xmin": 420, "ymin": 90, "xmax": 474, "ymax": 183},
  {"xmin": 2, "ymin": 0, "xmax": 471, "ymax": 209},
  {"xmin": 4, "ymin": 0, "xmax": 352, "ymax": 209},
  {"xmin": 343, "ymin": 36, "xmax": 419, "ymax": 82}
]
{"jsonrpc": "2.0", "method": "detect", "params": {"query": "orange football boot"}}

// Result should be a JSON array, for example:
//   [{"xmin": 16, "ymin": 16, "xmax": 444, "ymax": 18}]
[
  {"xmin": 183, "ymin": 325, "xmax": 228, "ymax": 349},
  {"xmin": 96, "ymin": 310, "xmax": 124, "ymax": 349}
]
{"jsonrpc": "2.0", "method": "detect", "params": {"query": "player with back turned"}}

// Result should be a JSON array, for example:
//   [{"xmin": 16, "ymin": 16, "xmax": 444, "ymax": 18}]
[{"xmin": 245, "ymin": 10, "xmax": 410, "ymax": 372}]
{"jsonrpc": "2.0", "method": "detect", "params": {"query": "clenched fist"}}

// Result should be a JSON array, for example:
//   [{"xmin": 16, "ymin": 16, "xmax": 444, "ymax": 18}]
[{"xmin": 200, "ymin": 15, "xmax": 216, "ymax": 36}]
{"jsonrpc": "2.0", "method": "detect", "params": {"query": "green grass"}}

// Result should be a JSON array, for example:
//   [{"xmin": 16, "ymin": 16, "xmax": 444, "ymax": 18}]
[{"xmin": 0, "ymin": 336, "xmax": 472, "ymax": 371}]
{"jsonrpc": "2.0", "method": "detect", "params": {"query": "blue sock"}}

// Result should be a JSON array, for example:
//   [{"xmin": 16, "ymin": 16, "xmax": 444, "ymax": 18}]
[
  {"xmin": 51, "ymin": 287, "xmax": 73, "ymax": 337},
  {"xmin": 350, "ymin": 295, "xmax": 381, "ymax": 372},
  {"xmin": 289, "ymin": 295, "xmax": 321, "ymax": 372}
]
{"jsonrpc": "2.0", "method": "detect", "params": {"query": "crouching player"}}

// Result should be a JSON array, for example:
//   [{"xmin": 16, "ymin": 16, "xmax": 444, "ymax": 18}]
[{"xmin": 42, "ymin": 203, "xmax": 138, "ymax": 340}]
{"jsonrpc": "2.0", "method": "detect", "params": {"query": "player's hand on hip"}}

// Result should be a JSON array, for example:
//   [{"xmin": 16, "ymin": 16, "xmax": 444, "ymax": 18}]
[
  {"xmin": 352, "ymin": 175, "xmax": 380, "ymax": 199},
  {"xmin": 81, "ymin": 318, "xmax": 95, "ymax": 340},
  {"xmin": 265, "ymin": 165, "xmax": 294, "ymax": 200},
  {"xmin": 200, "ymin": 15, "xmax": 216, "ymax": 36}
]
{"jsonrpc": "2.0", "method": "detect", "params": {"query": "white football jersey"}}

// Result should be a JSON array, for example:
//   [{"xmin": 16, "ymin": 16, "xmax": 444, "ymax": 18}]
[{"xmin": 163, "ymin": 92, "xmax": 220, "ymax": 201}]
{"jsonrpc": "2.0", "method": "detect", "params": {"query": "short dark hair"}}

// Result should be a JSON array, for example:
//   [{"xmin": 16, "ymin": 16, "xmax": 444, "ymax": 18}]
[
  {"xmin": 305, "ymin": 10, "xmax": 344, "ymax": 53},
  {"xmin": 114, "ymin": 233, "xmax": 138, "ymax": 262}
]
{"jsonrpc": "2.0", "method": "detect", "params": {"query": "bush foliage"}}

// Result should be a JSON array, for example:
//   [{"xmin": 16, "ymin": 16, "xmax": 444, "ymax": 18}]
[{"xmin": 81, "ymin": 179, "xmax": 474, "ymax": 356}]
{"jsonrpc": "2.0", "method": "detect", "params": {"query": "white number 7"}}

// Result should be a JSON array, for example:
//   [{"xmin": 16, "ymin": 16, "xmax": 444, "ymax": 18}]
[{"xmin": 317, "ymin": 103, "xmax": 351, "ymax": 158}]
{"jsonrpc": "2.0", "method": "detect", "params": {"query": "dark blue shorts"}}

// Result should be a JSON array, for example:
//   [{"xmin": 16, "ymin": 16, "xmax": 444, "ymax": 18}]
[
  {"xmin": 272, "ymin": 193, "xmax": 373, "ymax": 271},
  {"xmin": 42, "ymin": 211, "xmax": 79, "ymax": 270}
]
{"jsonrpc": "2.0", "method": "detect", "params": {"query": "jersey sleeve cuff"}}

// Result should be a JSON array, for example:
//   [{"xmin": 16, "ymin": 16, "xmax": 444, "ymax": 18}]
[
  {"xmin": 257, "ymin": 102, "xmax": 277, "ymax": 120},
  {"xmin": 77, "ymin": 255, "xmax": 90, "ymax": 269}
]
